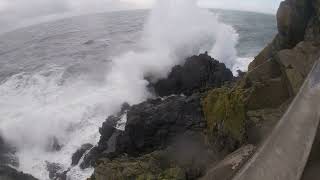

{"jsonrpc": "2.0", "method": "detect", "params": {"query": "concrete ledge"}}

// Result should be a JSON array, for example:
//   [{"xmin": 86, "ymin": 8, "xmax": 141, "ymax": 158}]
[{"xmin": 233, "ymin": 60, "xmax": 320, "ymax": 180}]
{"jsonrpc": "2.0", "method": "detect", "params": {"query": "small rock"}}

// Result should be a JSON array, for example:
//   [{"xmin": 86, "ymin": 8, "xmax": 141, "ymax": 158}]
[
  {"xmin": 46, "ymin": 162, "xmax": 69, "ymax": 180},
  {"xmin": 83, "ymin": 40, "xmax": 94, "ymax": 45},
  {"xmin": 71, "ymin": 144, "xmax": 93, "ymax": 166}
]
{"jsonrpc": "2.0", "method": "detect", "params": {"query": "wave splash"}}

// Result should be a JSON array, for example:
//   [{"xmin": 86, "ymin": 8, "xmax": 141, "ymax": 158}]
[{"xmin": 0, "ymin": 0, "xmax": 239, "ymax": 179}]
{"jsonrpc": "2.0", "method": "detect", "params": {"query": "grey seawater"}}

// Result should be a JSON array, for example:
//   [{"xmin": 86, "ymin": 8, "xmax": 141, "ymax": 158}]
[
  {"xmin": 0, "ymin": 9, "xmax": 276, "ymax": 81},
  {"xmin": 0, "ymin": 10, "xmax": 147, "ymax": 82},
  {"xmin": 215, "ymin": 10, "xmax": 277, "ymax": 57}
]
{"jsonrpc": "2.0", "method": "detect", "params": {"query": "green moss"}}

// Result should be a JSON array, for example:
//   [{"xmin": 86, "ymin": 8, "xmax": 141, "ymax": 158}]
[
  {"xmin": 202, "ymin": 88, "xmax": 246, "ymax": 142},
  {"xmin": 158, "ymin": 167, "xmax": 186, "ymax": 180},
  {"xmin": 92, "ymin": 151, "xmax": 188, "ymax": 180}
]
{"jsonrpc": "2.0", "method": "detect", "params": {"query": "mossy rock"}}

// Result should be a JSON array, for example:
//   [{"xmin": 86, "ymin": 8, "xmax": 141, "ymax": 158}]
[
  {"xmin": 157, "ymin": 167, "xmax": 186, "ymax": 180},
  {"xmin": 91, "ymin": 151, "xmax": 187, "ymax": 180},
  {"xmin": 202, "ymin": 88, "xmax": 247, "ymax": 144}
]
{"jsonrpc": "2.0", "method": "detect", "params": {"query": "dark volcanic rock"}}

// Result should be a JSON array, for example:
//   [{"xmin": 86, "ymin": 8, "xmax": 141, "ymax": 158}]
[
  {"xmin": 46, "ymin": 162, "xmax": 69, "ymax": 180},
  {"xmin": 0, "ymin": 136, "xmax": 18, "ymax": 167},
  {"xmin": 152, "ymin": 52, "xmax": 234, "ymax": 97},
  {"xmin": 83, "ymin": 94, "xmax": 206, "ymax": 169},
  {"xmin": 80, "ymin": 117, "xmax": 121, "ymax": 169},
  {"xmin": 71, "ymin": 144, "xmax": 93, "ymax": 166},
  {"xmin": 0, "ymin": 165, "xmax": 38, "ymax": 180},
  {"xmin": 114, "ymin": 94, "xmax": 205, "ymax": 156}
]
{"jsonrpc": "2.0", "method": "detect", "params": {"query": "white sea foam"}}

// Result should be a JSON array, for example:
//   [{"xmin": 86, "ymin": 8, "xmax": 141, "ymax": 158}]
[
  {"xmin": 232, "ymin": 57, "xmax": 254, "ymax": 75},
  {"xmin": 0, "ymin": 0, "xmax": 240, "ymax": 179}
]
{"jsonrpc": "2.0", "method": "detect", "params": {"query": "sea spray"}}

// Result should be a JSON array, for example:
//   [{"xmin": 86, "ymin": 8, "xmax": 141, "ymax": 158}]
[{"xmin": 0, "ymin": 0, "xmax": 239, "ymax": 179}]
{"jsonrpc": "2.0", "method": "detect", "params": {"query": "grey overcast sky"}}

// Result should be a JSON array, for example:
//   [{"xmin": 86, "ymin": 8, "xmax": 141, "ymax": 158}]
[
  {"xmin": 0, "ymin": 0, "xmax": 282, "ymax": 33},
  {"xmin": 0, "ymin": 0, "xmax": 282, "ymax": 14}
]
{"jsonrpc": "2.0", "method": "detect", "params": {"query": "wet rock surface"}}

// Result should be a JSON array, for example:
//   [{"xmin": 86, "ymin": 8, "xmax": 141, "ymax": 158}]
[
  {"xmin": 46, "ymin": 162, "xmax": 68, "ymax": 180},
  {"xmin": 0, "ymin": 136, "xmax": 34, "ymax": 180},
  {"xmin": 0, "ymin": 136, "xmax": 17, "ymax": 167},
  {"xmin": 114, "ymin": 94, "xmax": 206, "ymax": 156},
  {"xmin": 71, "ymin": 143, "xmax": 93, "ymax": 166},
  {"xmin": 83, "ymin": 94, "xmax": 208, "ymax": 169},
  {"xmin": 152, "ymin": 53, "xmax": 234, "ymax": 97},
  {"xmin": 0, "ymin": 165, "xmax": 38, "ymax": 180}
]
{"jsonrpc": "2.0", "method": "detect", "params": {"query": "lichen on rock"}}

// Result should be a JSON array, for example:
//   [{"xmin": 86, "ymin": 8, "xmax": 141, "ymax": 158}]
[
  {"xmin": 90, "ymin": 147, "xmax": 209, "ymax": 180},
  {"xmin": 202, "ymin": 88, "xmax": 247, "ymax": 147}
]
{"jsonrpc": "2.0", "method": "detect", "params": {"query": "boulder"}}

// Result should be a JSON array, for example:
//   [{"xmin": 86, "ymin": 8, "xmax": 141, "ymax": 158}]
[
  {"xmin": 114, "ymin": 94, "xmax": 206, "ymax": 156},
  {"xmin": 82, "ymin": 95, "xmax": 206, "ymax": 169},
  {"xmin": 249, "ymin": 0, "xmax": 313, "ymax": 71},
  {"xmin": 277, "ymin": 0, "xmax": 311, "ymax": 47},
  {"xmin": 80, "ymin": 147, "xmax": 100, "ymax": 169},
  {"xmin": 0, "ymin": 165, "xmax": 38, "ymax": 180},
  {"xmin": 305, "ymin": 17, "xmax": 320, "ymax": 43},
  {"xmin": 90, "ymin": 150, "xmax": 187, "ymax": 180},
  {"xmin": 46, "ymin": 162, "xmax": 68, "ymax": 180},
  {"xmin": 276, "ymin": 41, "xmax": 320, "ymax": 94},
  {"xmin": 152, "ymin": 53, "xmax": 233, "ymax": 97},
  {"xmin": 80, "ymin": 114, "xmax": 122, "ymax": 169},
  {"xmin": 0, "ymin": 136, "xmax": 18, "ymax": 167},
  {"xmin": 91, "ymin": 138, "xmax": 217, "ymax": 180},
  {"xmin": 71, "ymin": 144, "xmax": 93, "ymax": 166}
]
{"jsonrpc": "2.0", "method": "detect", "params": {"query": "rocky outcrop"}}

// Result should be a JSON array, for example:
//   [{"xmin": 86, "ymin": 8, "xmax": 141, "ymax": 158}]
[
  {"xmin": 71, "ymin": 144, "xmax": 93, "ymax": 166},
  {"xmin": 152, "ymin": 53, "xmax": 233, "ymax": 97},
  {"xmin": 249, "ymin": 0, "xmax": 318, "ymax": 72},
  {"xmin": 276, "ymin": 0, "xmax": 312, "ymax": 48},
  {"xmin": 0, "ymin": 136, "xmax": 38, "ymax": 180},
  {"xmin": 88, "ymin": 0, "xmax": 320, "ymax": 179},
  {"xmin": 113, "ymin": 94, "xmax": 205, "ymax": 156},
  {"xmin": 276, "ymin": 41, "xmax": 320, "ymax": 94},
  {"xmin": 231, "ymin": 0, "xmax": 320, "ymax": 178},
  {"xmin": 242, "ymin": 0, "xmax": 320, "ymax": 133},
  {"xmin": 91, "ymin": 139, "xmax": 217, "ymax": 180},
  {"xmin": 202, "ymin": 88, "xmax": 247, "ymax": 151},
  {"xmin": 46, "ymin": 162, "xmax": 69, "ymax": 180},
  {"xmin": 0, "ymin": 136, "xmax": 17, "ymax": 167},
  {"xmin": 83, "ymin": 94, "xmax": 209, "ymax": 169},
  {"xmin": 84, "ymin": 54, "xmax": 250, "ymax": 180},
  {"xmin": 0, "ymin": 166, "xmax": 37, "ymax": 180}
]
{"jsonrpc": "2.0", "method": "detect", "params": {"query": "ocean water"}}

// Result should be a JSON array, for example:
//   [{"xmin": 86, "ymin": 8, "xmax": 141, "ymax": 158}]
[{"xmin": 0, "ymin": 6, "xmax": 276, "ymax": 180}]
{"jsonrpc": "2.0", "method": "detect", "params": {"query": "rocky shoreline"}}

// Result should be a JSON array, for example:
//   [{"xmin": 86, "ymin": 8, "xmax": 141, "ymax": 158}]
[
  {"xmin": 86, "ymin": 0, "xmax": 320, "ymax": 179},
  {"xmin": 84, "ymin": 50, "xmax": 289, "ymax": 180},
  {"xmin": 0, "ymin": 0, "xmax": 319, "ymax": 179},
  {"xmin": 0, "ymin": 136, "xmax": 37, "ymax": 180}
]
